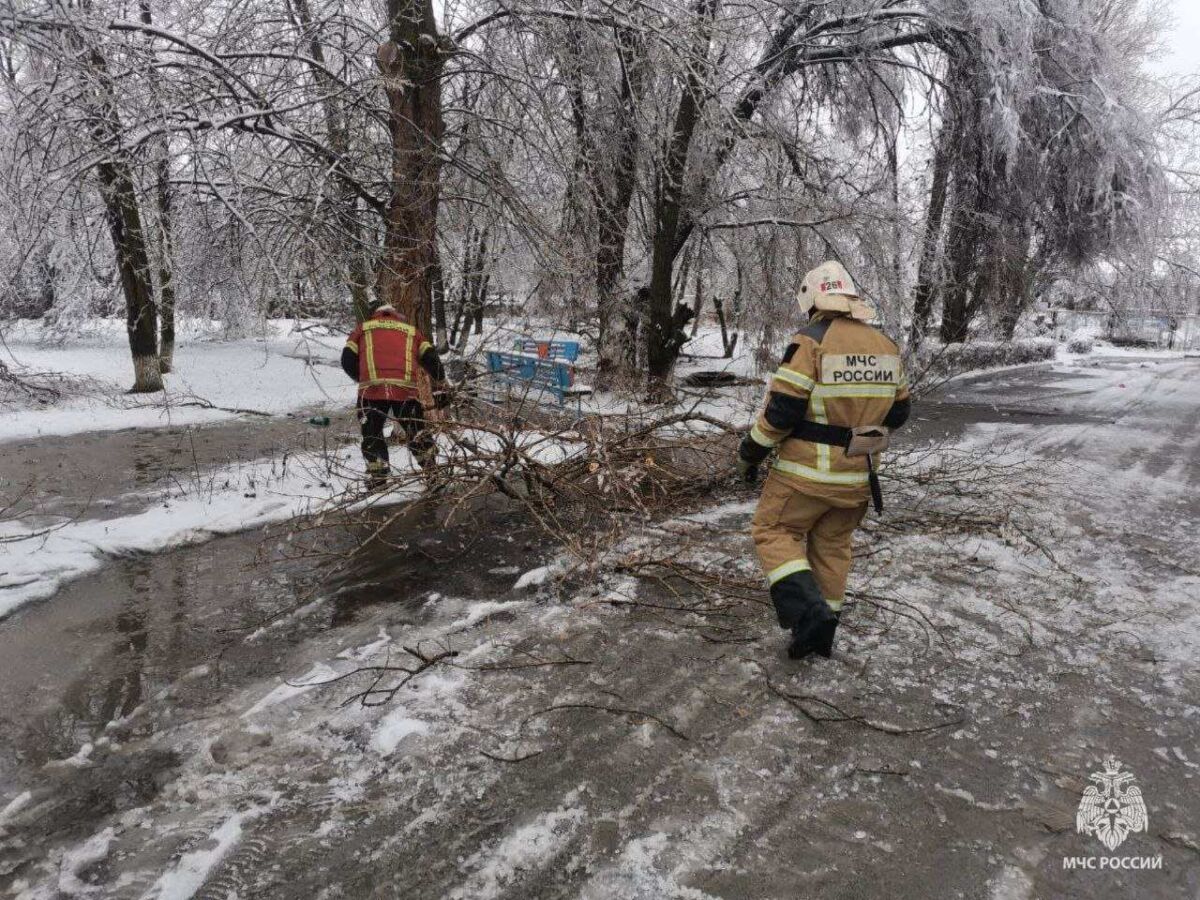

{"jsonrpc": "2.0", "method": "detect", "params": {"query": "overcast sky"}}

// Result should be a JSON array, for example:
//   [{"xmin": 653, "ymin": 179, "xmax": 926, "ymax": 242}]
[{"xmin": 1155, "ymin": 0, "xmax": 1200, "ymax": 76}]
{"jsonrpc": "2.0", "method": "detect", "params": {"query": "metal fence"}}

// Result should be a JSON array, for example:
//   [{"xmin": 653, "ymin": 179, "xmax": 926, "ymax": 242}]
[{"xmin": 1052, "ymin": 310, "xmax": 1200, "ymax": 351}]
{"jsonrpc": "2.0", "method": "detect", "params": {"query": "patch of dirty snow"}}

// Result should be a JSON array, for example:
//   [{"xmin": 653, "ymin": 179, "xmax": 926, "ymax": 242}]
[
  {"xmin": 241, "ymin": 663, "xmax": 338, "ymax": 719},
  {"xmin": 677, "ymin": 499, "xmax": 756, "ymax": 525},
  {"xmin": 46, "ymin": 742, "xmax": 95, "ymax": 770},
  {"xmin": 514, "ymin": 562, "xmax": 563, "ymax": 591},
  {"xmin": 988, "ymin": 865, "xmax": 1033, "ymax": 900},
  {"xmin": 57, "ymin": 827, "xmax": 115, "ymax": 896},
  {"xmin": 448, "ymin": 796, "xmax": 587, "ymax": 899},
  {"xmin": 141, "ymin": 807, "xmax": 264, "ymax": 900},
  {"xmin": 335, "ymin": 628, "xmax": 392, "ymax": 662},
  {"xmin": 371, "ymin": 706, "xmax": 430, "ymax": 755},
  {"xmin": 0, "ymin": 789, "xmax": 33, "ymax": 827},
  {"xmin": 581, "ymin": 832, "xmax": 718, "ymax": 900},
  {"xmin": 450, "ymin": 600, "xmax": 529, "ymax": 629}
]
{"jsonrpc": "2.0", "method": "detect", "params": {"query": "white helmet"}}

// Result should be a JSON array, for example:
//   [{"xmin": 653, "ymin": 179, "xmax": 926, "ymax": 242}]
[{"xmin": 797, "ymin": 261, "xmax": 875, "ymax": 322}]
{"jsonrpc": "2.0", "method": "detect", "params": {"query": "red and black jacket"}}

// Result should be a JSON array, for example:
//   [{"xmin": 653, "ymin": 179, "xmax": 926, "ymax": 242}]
[{"xmin": 341, "ymin": 309, "xmax": 444, "ymax": 402}]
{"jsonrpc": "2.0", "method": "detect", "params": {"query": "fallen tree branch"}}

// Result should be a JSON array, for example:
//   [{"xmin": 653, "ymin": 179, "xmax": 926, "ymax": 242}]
[
  {"xmin": 763, "ymin": 675, "xmax": 962, "ymax": 736},
  {"xmin": 302, "ymin": 642, "xmax": 459, "ymax": 707},
  {"xmin": 168, "ymin": 396, "xmax": 274, "ymax": 417},
  {"xmin": 521, "ymin": 701, "xmax": 690, "ymax": 741},
  {"xmin": 479, "ymin": 747, "xmax": 545, "ymax": 763}
]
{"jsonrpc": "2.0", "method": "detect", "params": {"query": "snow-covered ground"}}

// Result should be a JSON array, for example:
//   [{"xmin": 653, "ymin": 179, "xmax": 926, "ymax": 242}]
[
  {"xmin": 1, "ymin": 319, "xmax": 354, "ymax": 442},
  {"xmin": 1, "ymin": 315, "xmax": 764, "ymax": 444}
]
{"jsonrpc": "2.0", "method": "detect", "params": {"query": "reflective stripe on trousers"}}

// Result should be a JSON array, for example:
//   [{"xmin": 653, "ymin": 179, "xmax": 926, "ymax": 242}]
[{"xmin": 751, "ymin": 473, "xmax": 867, "ymax": 615}]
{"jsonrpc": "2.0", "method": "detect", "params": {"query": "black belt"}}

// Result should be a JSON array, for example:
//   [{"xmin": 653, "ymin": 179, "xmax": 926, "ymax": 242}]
[
  {"xmin": 791, "ymin": 422, "xmax": 884, "ymax": 514},
  {"xmin": 793, "ymin": 421, "xmax": 854, "ymax": 448}
]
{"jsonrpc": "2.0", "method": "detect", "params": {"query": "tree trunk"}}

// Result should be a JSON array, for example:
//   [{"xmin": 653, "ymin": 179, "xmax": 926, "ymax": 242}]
[
  {"xmin": 455, "ymin": 223, "xmax": 490, "ymax": 349},
  {"xmin": 713, "ymin": 295, "xmax": 730, "ymax": 355},
  {"xmin": 992, "ymin": 226, "xmax": 1038, "ymax": 340},
  {"xmin": 910, "ymin": 108, "xmax": 959, "ymax": 348},
  {"xmin": 290, "ymin": 0, "xmax": 375, "ymax": 322},
  {"xmin": 720, "ymin": 262, "xmax": 745, "ymax": 358},
  {"xmin": 376, "ymin": 0, "xmax": 446, "ymax": 335},
  {"xmin": 643, "ymin": 0, "xmax": 716, "ymax": 396},
  {"xmin": 78, "ymin": 26, "xmax": 160, "ymax": 393},
  {"xmin": 140, "ymin": 0, "xmax": 175, "ymax": 374},
  {"xmin": 470, "ymin": 224, "xmax": 491, "ymax": 338},
  {"xmin": 431, "ymin": 258, "xmax": 447, "ymax": 346},
  {"xmin": 888, "ymin": 133, "xmax": 902, "ymax": 296},
  {"xmin": 449, "ymin": 298, "xmax": 466, "ymax": 349},
  {"xmin": 36, "ymin": 243, "xmax": 56, "ymax": 317},
  {"xmin": 938, "ymin": 194, "xmax": 982, "ymax": 344},
  {"xmin": 936, "ymin": 73, "xmax": 988, "ymax": 346},
  {"xmin": 97, "ymin": 159, "xmax": 162, "ymax": 392},
  {"xmin": 690, "ymin": 243, "xmax": 705, "ymax": 339},
  {"xmin": 590, "ymin": 29, "xmax": 645, "ymax": 388},
  {"xmin": 155, "ymin": 158, "xmax": 176, "ymax": 374}
]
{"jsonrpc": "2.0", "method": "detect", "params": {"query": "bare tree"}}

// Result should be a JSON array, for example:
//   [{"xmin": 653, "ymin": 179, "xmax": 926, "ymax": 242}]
[{"xmin": 375, "ymin": 0, "xmax": 448, "ymax": 334}]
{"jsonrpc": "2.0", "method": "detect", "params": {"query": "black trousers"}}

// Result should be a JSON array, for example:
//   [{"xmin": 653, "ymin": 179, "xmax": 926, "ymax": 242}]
[{"xmin": 359, "ymin": 397, "xmax": 435, "ymax": 470}]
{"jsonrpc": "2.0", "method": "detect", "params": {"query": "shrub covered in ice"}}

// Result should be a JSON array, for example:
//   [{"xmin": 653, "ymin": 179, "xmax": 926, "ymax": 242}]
[
  {"xmin": 920, "ymin": 339, "xmax": 1056, "ymax": 376},
  {"xmin": 1066, "ymin": 331, "xmax": 1095, "ymax": 354}
]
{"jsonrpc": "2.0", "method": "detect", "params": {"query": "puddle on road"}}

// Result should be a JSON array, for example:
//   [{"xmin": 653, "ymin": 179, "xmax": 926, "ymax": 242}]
[
  {"xmin": 323, "ymin": 492, "xmax": 544, "ymax": 624},
  {"xmin": 0, "ymin": 526, "xmax": 321, "ymax": 782},
  {"xmin": 0, "ymin": 489, "xmax": 548, "ymax": 811},
  {"xmin": 0, "ymin": 408, "xmax": 355, "ymax": 523}
]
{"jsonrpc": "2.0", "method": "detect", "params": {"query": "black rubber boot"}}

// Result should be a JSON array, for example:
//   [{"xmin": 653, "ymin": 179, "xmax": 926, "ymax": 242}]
[
  {"xmin": 769, "ymin": 570, "xmax": 826, "ymax": 630},
  {"xmin": 770, "ymin": 570, "xmax": 838, "ymax": 659},
  {"xmin": 788, "ymin": 612, "xmax": 838, "ymax": 660},
  {"xmin": 364, "ymin": 460, "xmax": 389, "ymax": 492}
]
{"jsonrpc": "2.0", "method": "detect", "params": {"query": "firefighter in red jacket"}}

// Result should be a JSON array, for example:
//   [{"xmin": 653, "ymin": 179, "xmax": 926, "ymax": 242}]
[{"xmin": 341, "ymin": 304, "xmax": 448, "ymax": 487}]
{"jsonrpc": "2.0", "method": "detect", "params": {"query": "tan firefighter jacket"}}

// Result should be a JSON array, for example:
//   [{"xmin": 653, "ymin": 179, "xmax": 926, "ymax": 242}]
[{"xmin": 748, "ymin": 312, "xmax": 910, "ymax": 506}]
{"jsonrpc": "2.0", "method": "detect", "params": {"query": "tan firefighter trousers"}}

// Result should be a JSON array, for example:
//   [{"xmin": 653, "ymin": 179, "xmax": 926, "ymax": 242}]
[{"xmin": 750, "ymin": 472, "xmax": 868, "ymax": 611}]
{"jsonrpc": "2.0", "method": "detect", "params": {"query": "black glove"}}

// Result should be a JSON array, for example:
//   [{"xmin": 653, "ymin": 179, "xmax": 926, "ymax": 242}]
[
  {"xmin": 735, "ymin": 456, "xmax": 759, "ymax": 484},
  {"xmin": 736, "ymin": 432, "xmax": 771, "ymax": 485}
]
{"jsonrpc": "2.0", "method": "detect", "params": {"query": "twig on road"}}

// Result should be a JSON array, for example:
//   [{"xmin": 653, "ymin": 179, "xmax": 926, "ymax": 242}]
[
  {"xmin": 763, "ymin": 674, "xmax": 963, "ymax": 736},
  {"xmin": 521, "ymin": 701, "xmax": 690, "ymax": 741},
  {"xmin": 302, "ymin": 642, "xmax": 459, "ymax": 707},
  {"xmin": 479, "ymin": 747, "xmax": 545, "ymax": 763}
]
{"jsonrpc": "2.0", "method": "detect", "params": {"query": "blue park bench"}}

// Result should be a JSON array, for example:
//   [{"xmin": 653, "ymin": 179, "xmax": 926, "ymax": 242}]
[{"xmin": 485, "ymin": 338, "xmax": 591, "ymax": 411}]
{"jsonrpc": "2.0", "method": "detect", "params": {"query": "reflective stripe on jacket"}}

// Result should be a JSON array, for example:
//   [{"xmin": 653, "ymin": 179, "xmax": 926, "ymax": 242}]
[
  {"xmin": 749, "ymin": 313, "xmax": 910, "ymax": 505},
  {"xmin": 344, "ymin": 311, "xmax": 433, "ymax": 402}
]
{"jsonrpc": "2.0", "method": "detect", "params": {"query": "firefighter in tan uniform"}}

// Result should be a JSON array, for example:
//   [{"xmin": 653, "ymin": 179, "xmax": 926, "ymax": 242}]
[{"xmin": 737, "ymin": 262, "xmax": 912, "ymax": 659}]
